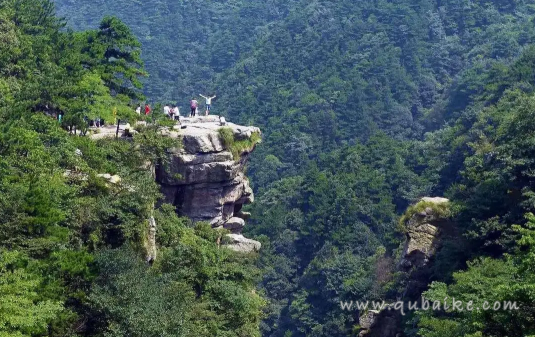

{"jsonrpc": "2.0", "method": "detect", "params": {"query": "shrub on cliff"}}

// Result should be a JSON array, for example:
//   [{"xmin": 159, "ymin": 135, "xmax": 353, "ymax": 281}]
[{"xmin": 219, "ymin": 127, "xmax": 261, "ymax": 160}]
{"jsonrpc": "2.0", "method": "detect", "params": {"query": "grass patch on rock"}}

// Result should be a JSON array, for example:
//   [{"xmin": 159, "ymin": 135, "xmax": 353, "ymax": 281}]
[
  {"xmin": 398, "ymin": 200, "xmax": 451, "ymax": 232},
  {"xmin": 218, "ymin": 127, "xmax": 261, "ymax": 160}
]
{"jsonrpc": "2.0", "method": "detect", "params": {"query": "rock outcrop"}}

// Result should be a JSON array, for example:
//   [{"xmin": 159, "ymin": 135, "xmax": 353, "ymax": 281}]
[
  {"xmin": 358, "ymin": 307, "xmax": 398, "ymax": 337},
  {"xmin": 89, "ymin": 123, "xmax": 135, "ymax": 140},
  {"xmin": 359, "ymin": 197, "xmax": 451, "ymax": 337},
  {"xmin": 224, "ymin": 234, "xmax": 262, "ymax": 253},
  {"xmin": 146, "ymin": 216, "xmax": 157, "ymax": 263},
  {"xmin": 399, "ymin": 197, "xmax": 450, "ymax": 272},
  {"xmin": 156, "ymin": 116, "xmax": 262, "ymax": 253}
]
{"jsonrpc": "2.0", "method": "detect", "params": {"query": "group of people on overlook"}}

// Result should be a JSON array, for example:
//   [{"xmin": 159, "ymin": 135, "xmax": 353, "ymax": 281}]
[
  {"xmin": 136, "ymin": 94, "xmax": 217, "ymax": 120},
  {"xmin": 54, "ymin": 93, "xmax": 219, "ymax": 133}
]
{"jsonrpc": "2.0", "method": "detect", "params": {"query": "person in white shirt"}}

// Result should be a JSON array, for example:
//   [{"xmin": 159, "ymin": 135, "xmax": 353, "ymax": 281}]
[
  {"xmin": 135, "ymin": 105, "xmax": 141, "ymax": 115},
  {"xmin": 199, "ymin": 94, "xmax": 216, "ymax": 115},
  {"xmin": 171, "ymin": 105, "xmax": 179, "ymax": 120},
  {"xmin": 163, "ymin": 105, "xmax": 171, "ymax": 117}
]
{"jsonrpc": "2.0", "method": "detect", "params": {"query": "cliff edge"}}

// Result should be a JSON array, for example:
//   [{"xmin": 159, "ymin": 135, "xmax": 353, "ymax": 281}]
[{"xmin": 155, "ymin": 116, "xmax": 261, "ymax": 253}]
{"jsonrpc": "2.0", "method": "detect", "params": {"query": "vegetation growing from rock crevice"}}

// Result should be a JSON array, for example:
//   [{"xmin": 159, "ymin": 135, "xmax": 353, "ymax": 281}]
[
  {"xmin": 219, "ymin": 127, "xmax": 261, "ymax": 160},
  {"xmin": 398, "ymin": 200, "xmax": 451, "ymax": 233}
]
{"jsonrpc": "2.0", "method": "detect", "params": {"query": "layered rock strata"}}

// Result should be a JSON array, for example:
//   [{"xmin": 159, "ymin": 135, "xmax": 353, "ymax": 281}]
[{"xmin": 155, "ymin": 117, "xmax": 261, "ymax": 252}]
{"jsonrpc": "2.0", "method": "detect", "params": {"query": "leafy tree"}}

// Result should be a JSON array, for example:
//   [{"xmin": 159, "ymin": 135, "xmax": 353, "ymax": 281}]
[
  {"xmin": 417, "ymin": 213, "xmax": 535, "ymax": 337},
  {"xmin": 0, "ymin": 250, "xmax": 64, "ymax": 337},
  {"xmin": 88, "ymin": 247, "xmax": 194, "ymax": 337}
]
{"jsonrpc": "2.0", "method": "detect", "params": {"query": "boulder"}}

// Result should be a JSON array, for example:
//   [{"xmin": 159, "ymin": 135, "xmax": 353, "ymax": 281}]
[
  {"xmin": 223, "ymin": 217, "xmax": 245, "ymax": 233},
  {"xmin": 359, "ymin": 305, "xmax": 400, "ymax": 337},
  {"xmin": 359, "ymin": 310, "xmax": 380, "ymax": 329},
  {"xmin": 235, "ymin": 211, "xmax": 252, "ymax": 220},
  {"xmin": 97, "ymin": 173, "xmax": 122, "ymax": 185},
  {"xmin": 421, "ymin": 196, "xmax": 449, "ymax": 204},
  {"xmin": 224, "ymin": 234, "xmax": 261, "ymax": 253},
  {"xmin": 109, "ymin": 175, "xmax": 121, "ymax": 184}
]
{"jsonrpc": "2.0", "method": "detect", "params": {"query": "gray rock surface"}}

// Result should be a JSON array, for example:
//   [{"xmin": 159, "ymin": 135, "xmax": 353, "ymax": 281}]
[
  {"xmin": 97, "ymin": 173, "xmax": 122, "ymax": 185},
  {"xmin": 359, "ymin": 197, "xmax": 451, "ymax": 337},
  {"xmin": 88, "ymin": 124, "xmax": 133, "ymax": 140},
  {"xmin": 421, "ymin": 196, "xmax": 450, "ymax": 204},
  {"xmin": 146, "ymin": 216, "xmax": 157, "ymax": 263},
  {"xmin": 359, "ymin": 306, "xmax": 399, "ymax": 337},
  {"xmin": 359, "ymin": 310, "xmax": 380, "ymax": 330},
  {"xmin": 225, "ymin": 234, "xmax": 261, "ymax": 253},
  {"xmin": 400, "ymin": 197, "xmax": 450, "ymax": 271},
  {"xmin": 155, "ymin": 117, "xmax": 261, "ymax": 252},
  {"xmin": 223, "ymin": 217, "xmax": 246, "ymax": 233}
]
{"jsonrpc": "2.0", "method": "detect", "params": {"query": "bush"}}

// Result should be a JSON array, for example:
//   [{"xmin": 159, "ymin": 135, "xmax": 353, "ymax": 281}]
[
  {"xmin": 218, "ymin": 127, "xmax": 261, "ymax": 160},
  {"xmin": 398, "ymin": 200, "xmax": 451, "ymax": 232}
]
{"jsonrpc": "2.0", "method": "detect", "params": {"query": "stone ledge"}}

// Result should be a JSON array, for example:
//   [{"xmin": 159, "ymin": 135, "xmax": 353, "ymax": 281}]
[{"xmin": 224, "ymin": 234, "xmax": 261, "ymax": 253}]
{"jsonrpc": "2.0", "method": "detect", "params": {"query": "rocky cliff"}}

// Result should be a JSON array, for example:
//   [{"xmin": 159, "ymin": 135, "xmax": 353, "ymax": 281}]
[
  {"xmin": 359, "ymin": 197, "xmax": 451, "ymax": 337},
  {"xmin": 155, "ymin": 116, "xmax": 262, "ymax": 253}
]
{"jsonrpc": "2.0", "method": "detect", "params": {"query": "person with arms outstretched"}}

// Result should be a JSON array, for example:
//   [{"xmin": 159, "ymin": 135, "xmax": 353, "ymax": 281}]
[{"xmin": 200, "ymin": 94, "xmax": 216, "ymax": 115}]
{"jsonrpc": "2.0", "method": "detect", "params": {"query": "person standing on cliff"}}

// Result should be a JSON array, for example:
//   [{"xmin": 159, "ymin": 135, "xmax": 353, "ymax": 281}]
[
  {"xmin": 190, "ymin": 98, "xmax": 198, "ymax": 117},
  {"xmin": 199, "ymin": 94, "xmax": 216, "ymax": 115},
  {"xmin": 171, "ymin": 105, "xmax": 179, "ymax": 121},
  {"xmin": 145, "ymin": 104, "xmax": 151, "ymax": 115},
  {"xmin": 164, "ymin": 104, "xmax": 170, "ymax": 117}
]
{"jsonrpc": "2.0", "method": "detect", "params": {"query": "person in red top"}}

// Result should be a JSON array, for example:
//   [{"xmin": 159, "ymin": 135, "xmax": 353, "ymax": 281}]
[
  {"xmin": 145, "ymin": 104, "xmax": 151, "ymax": 115},
  {"xmin": 190, "ymin": 98, "xmax": 198, "ymax": 117}
]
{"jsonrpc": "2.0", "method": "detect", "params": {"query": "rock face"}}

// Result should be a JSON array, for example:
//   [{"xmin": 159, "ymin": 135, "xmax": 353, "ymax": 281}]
[
  {"xmin": 359, "ymin": 197, "xmax": 451, "ymax": 337},
  {"xmin": 399, "ymin": 197, "xmax": 450, "ymax": 272},
  {"xmin": 146, "ymin": 216, "xmax": 157, "ymax": 263},
  {"xmin": 358, "ymin": 307, "xmax": 399, "ymax": 337},
  {"xmin": 225, "ymin": 234, "xmax": 262, "ymax": 253},
  {"xmin": 156, "ymin": 117, "xmax": 261, "ymax": 253}
]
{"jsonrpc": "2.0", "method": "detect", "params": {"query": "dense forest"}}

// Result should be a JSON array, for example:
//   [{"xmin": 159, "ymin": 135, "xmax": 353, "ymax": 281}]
[
  {"xmin": 0, "ymin": 1, "xmax": 263, "ymax": 336},
  {"xmin": 2, "ymin": 0, "xmax": 535, "ymax": 336}
]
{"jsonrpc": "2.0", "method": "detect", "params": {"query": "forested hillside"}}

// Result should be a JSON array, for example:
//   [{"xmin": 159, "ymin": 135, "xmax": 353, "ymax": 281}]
[
  {"xmin": 54, "ymin": 0, "xmax": 300, "ymax": 102},
  {"xmin": 212, "ymin": 1, "xmax": 535, "ymax": 336},
  {"xmin": 4, "ymin": 0, "xmax": 535, "ymax": 336},
  {"xmin": 0, "ymin": 1, "xmax": 263, "ymax": 336}
]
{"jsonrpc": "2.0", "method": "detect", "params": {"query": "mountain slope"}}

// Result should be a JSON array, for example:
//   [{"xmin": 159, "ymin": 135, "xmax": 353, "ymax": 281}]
[
  {"xmin": 51, "ymin": 1, "xmax": 535, "ymax": 336},
  {"xmin": 54, "ymin": 0, "xmax": 299, "ymax": 102},
  {"xmin": 0, "ymin": 1, "xmax": 264, "ymax": 336}
]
